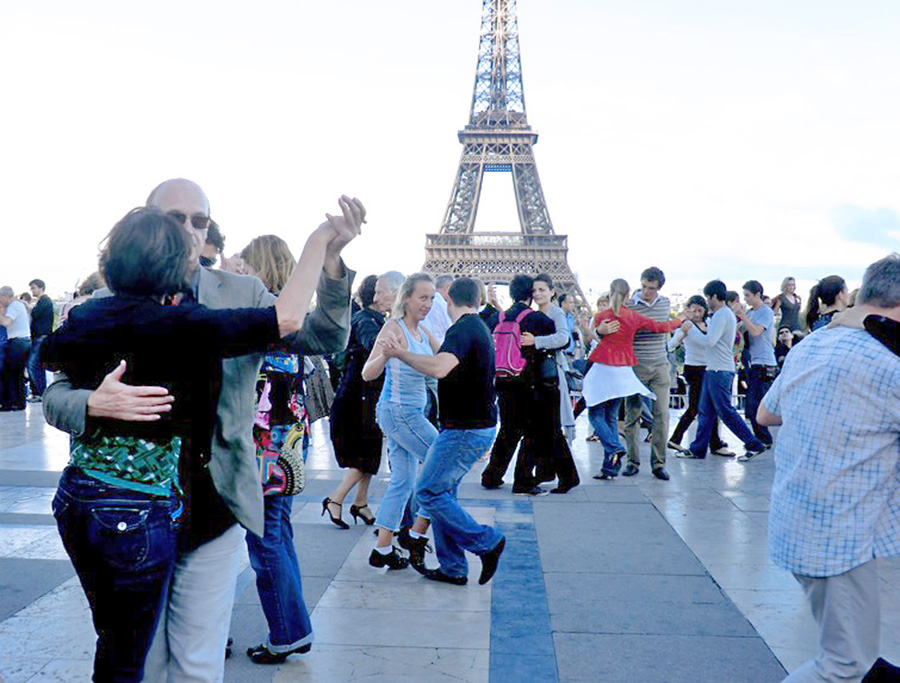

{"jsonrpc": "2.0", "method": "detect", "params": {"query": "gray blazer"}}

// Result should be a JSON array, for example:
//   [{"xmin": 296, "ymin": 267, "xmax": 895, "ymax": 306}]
[{"xmin": 43, "ymin": 265, "xmax": 353, "ymax": 536}]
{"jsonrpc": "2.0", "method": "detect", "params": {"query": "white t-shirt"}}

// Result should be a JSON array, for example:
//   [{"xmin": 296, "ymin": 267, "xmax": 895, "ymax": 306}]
[
  {"xmin": 4, "ymin": 299, "xmax": 31, "ymax": 339},
  {"xmin": 421, "ymin": 292, "xmax": 452, "ymax": 345}
]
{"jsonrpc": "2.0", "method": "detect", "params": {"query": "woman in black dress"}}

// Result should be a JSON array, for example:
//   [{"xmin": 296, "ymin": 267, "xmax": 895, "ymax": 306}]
[{"xmin": 323, "ymin": 270, "xmax": 405, "ymax": 527}]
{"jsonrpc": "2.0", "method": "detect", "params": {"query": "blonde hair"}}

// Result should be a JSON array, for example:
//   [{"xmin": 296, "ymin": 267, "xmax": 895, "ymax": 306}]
[
  {"xmin": 240, "ymin": 235, "xmax": 295, "ymax": 294},
  {"xmin": 608, "ymin": 279, "xmax": 630, "ymax": 316},
  {"xmin": 780, "ymin": 276, "xmax": 795, "ymax": 295},
  {"xmin": 392, "ymin": 272, "xmax": 434, "ymax": 319}
]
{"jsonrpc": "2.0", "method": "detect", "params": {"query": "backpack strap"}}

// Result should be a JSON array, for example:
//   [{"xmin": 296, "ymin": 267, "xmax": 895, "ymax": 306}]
[{"xmin": 514, "ymin": 309, "xmax": 531, "ymax": 324}]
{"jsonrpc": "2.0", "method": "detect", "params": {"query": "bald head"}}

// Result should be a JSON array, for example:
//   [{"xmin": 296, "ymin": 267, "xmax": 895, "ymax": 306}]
[
  {"xmin": 146, "ymin": 178, "xmax": 210, "ymax": 215},
  {"xmin": 146, "ymin": 179, "xmax": 210, "ymax": 270}
]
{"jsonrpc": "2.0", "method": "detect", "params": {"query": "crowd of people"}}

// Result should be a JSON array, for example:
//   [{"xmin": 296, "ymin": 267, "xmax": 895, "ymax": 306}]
[{"xmin": 2, "ymin": 182, "xmax": 896, "ymax": 682}]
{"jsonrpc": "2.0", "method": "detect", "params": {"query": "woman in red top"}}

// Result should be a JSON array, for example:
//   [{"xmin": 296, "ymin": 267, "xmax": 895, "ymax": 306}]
[{"xmin": 583, "ymin": 278, "xmax": 683, "ymax": 480}]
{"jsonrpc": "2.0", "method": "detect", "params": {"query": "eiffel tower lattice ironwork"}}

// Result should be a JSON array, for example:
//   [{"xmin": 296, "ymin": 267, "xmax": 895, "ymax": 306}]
[{"xmin": 423, "ymin": 0, "xmax": 588, "ymax": 310}]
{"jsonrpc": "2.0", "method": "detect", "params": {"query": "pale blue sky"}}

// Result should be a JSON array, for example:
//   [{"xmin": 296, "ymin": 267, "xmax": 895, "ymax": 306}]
[{"xmin": 1, "ymin": 1, "xmax": 898, "ymax": 303}]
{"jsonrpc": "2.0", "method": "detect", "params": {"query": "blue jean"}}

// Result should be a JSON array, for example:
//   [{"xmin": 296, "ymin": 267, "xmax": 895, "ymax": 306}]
[
  {"xmin": 588, "ymin": 398, "xmax": 624, "ymax": 475},
  {"xmin": 375, "ymin": 402, "xmax": 438, "ymax": 531},
  {"xmin": 689, "ymin": 371, "xmax": 764, "ymax": 456},
  {"xmin": 245, "ymin": 495, "xmax": 313, "ymax": 651},
  {"xmin": 53, "ymin": 467, "xmax": 179, "ymax": 682},
  {"xmin": 745, "ymin": 365, "xmax": 775, "ymax": 445},
  {"xmin": 26, "ymin": 334, "xmax": 47, "ymax": 397},
  {"xmin": 416, "ymin": 427, "xmax": 502, "ymax": 578}
]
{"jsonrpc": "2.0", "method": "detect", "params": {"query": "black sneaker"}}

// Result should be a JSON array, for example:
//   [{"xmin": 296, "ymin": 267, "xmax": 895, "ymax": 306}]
[{"xmin": 369, "ymin": 548, "xmax": 409, "ymax": 570}]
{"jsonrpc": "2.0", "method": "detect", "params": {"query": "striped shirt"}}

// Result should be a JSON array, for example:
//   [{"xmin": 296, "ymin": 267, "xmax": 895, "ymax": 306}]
[
  {"xmin": 627, "ymin": 292, "xmax": 672, "ymax": 364},
  {"xmin": 764, "ymin": 326, "xmax": 900, "ymax": 577}
]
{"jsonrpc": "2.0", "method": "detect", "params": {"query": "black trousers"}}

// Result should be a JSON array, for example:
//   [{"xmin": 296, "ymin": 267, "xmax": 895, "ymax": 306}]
[
  {"xmin": 1, "ymin": 337, "xmax": 30, "ymax": 408},
  {"xmin": 482, "ymin": 380, "xmax": 537, "ymax": 490}
]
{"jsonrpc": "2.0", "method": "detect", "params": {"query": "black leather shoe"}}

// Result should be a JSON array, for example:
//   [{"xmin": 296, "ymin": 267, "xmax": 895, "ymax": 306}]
[
  {"xmin": 550, "ymin": 479, "xmax": 579, "ymax": 493},
  {"xmin": 481, "ymin": 478, "xmax": 503, "ymax": 490},
  {"xmin": 369, "ymin": 548, "xmax": 409, "ymax": 570},
  {"xmin": 478, "ymin": 537, "xmax": 505, "ymax": 585},
  {"xmin": 423, "ymin": 567, "xmax": 467, "ymax": 585},
  {"xmin": 621, "ymin": 464, "xmax": 639, "ymax": 477},
  {"xmin": 398, "ymin": 528, "xmax": 431, "ymax": 574},
  {"xmin": 652, "ymin": 467, "xmax": 670, "ymax": 481},
  {"xmin": 247, "ymin": 642, "xmax": 311, "ymax": 664}
]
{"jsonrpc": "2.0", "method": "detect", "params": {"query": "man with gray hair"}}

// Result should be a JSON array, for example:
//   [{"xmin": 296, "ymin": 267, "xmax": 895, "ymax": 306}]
[
  {"xmin": 758, "ymin": 253, "xmax": 899, "ymax": 681},
  {"xmin": 0, "ymin": 285, "xmax": 31, "ymax": 411}
]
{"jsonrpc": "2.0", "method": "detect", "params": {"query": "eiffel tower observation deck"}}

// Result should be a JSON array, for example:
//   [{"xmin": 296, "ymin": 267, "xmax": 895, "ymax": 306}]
[{"xmin": 423, "ymin": 0, "xmax": 588, "ymax": 309}]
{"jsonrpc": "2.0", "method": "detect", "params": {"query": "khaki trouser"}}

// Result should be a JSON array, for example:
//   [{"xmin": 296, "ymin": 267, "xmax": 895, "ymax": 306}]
[
  {"xmin": 786, "ymin": 560, "xmax": 880, "ymax": 682},
  {"xmin": 624, "ymin": 360, "xmax": 670, "ymax": 471}
]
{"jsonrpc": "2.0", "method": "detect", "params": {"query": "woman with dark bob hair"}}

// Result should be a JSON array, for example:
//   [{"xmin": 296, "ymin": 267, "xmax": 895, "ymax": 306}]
[{"xmin": 42, "ymin": 206, "xmax": 337, "ymax": 682}]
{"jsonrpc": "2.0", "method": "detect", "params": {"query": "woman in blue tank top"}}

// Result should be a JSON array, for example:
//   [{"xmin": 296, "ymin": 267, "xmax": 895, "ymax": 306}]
[{"xmin": 362, "ymin": 273, "xmax": 440, "ymax": 571}]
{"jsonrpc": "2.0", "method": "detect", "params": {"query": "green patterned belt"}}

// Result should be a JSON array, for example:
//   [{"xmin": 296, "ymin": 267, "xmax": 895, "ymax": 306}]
[{"xmin": 70, "ymin": 434, "xmax": 182, "ymax": 497}]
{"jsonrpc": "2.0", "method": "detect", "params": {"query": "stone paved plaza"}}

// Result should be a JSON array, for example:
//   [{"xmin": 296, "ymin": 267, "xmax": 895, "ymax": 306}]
[{"xmin": 0, "ymin": 402, "xmax": 897, "ymax": 682}]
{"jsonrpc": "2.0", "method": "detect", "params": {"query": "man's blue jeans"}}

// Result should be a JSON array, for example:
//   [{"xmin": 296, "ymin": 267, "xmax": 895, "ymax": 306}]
[
  {"xmin": 245, "ymin": 495, "xmax": 313, "ymax": 652},
  {"xmin": 53, "ymin": 467, "xmax": 179, "ymax": 683},
  {"xmin": 689, "ymin": 371, "xmax": 764, "ymax": 456},
  {"xmin": 375, "ymin": 402, "xmax": 437, "ymax": 531},
  {"xmin": 745, "ymin": 365, "xmax": 775, "ymax": 445},
  {"xmin": 416, "ymin": 427, "xmax": 502, "ymax": 579},
  {"xmin": 588, "ymin": 398, "xmax": 624, "ymax": 475},
  {"xmin": 26, "ymin": 334, "xmax": 48, "ymax": 397}
]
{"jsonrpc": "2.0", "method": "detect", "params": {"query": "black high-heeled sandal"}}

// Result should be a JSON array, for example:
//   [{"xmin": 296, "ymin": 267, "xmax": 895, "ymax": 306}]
[
  {"xmin": 321, "ymin": 497, "xmax": 349, "ymax": 529},
  {"xmin": 349, "ymin": 503, "xmax": 375, "ymax": 525}
]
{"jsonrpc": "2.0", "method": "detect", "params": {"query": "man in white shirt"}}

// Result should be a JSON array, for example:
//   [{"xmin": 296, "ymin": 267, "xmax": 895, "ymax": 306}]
[
  {"xmin": 421, "ymin": 274, "xmax": 454, "ymax": 344},
  {"xmin": 676, "ymin": 280, "xmax": 767, "ymax": 461},
  {"xmin": 0, "ymin": 285, "xmax": 32, "ymax": 411}
]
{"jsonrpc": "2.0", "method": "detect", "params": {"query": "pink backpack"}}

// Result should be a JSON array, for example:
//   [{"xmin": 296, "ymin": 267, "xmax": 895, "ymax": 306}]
[{"xmin": 493, "ymin": 309, "xmax": 532, "ymax": 378}]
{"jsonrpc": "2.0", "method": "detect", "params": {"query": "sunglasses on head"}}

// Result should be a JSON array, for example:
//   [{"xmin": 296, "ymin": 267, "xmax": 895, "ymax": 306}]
[{"xmin": 167, "ymin": 211, "xmax": 211, "ymax": 231}]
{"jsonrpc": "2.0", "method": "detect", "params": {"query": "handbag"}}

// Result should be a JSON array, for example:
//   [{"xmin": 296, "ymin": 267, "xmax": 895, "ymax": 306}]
[
  {"xmin": 257, "ymin": 423, "xmax": 306, "ymax": 497},
  {"xmin": 536, "ymin": 352, "xmax": 559, "ymax": 386},
  {"xmin": 565, "ymin": 368, "xmax": 583, "ymax": 393}
]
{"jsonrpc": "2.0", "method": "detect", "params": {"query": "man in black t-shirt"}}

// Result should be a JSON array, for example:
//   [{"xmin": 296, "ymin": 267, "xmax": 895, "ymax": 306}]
[
  {"xmin": 382, "ymin": 278, "xmax": 505, "ymax": 586},
  {"xmin": 481, "ymin": 274, "xmax": 556, "ymax": 495},
  {"xmin": 26, "ymin": 278, "xmax": 54, "ymax": 401}
]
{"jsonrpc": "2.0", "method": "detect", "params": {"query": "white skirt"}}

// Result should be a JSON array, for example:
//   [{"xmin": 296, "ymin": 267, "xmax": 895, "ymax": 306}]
[{"xmin": 582, "ymin": 363, "xmax": 655, "ymax": 407}]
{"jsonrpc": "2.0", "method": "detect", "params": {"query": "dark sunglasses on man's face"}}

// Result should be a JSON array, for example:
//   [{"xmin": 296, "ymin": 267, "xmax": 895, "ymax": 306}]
[{"xmin": 167, "ymin": 211, "xmax": 211, "ymax": 231}]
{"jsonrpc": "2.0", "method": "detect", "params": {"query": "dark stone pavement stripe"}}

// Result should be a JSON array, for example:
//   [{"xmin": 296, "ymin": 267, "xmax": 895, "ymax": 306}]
[{"xmin": 0, "ymin": 558, "xmax": 75, "ymax": 621}]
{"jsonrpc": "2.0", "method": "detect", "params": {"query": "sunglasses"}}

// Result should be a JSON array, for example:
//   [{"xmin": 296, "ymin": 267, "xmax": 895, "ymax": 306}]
[{"xmin": 167, "ymin": 211, "xmax": 211, "ymax": 231}]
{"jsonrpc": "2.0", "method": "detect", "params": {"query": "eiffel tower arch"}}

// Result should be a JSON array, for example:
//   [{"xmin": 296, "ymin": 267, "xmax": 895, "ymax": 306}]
[{"xmin": 423, "ymin": 0, "xmax": 588, "ymax": 311}]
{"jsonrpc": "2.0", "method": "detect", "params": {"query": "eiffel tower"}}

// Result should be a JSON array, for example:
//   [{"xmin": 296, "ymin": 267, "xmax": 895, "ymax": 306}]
[{"xmin": 423, "ymin": 0, "xmax": 588, "ymax": 310}]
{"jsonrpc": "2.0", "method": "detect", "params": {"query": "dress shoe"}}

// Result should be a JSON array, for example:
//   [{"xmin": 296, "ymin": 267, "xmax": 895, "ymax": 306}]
[
  {"xmin": 349, "ymin": 503, "xmax": 375, "ymax": 525},
  {"xmin": 321, "ymin": 497, "xmax": 349, "ymax": 529},
  {"xmin": 478, "ymin": 537, "xmax": 506, "ymax": 585},
  {"xmin": 481, "ymin": 478, "xmax": 503, "ymax": 490},
  {"xmin": 398, "ymin": 527, "xmax": 431, "ymax": 574},
  {"xmin": 369, "ymin": 547, "xmax": 409, "ymax": 570},
  {"xmin": 652, "ymin": 467, "xmax": 670, "ymax": 481},
  {"xmin": 247, "ymin": 642, "xmax": 311, "ymax": 664},
  {"xmin": 512, "ymin": 485, "xmax": 549, "ymax": 496},
  {"xmin": 550, "ymin": 479, "xmax": 579, "ymax": 493},
  {"xmin": 423, "ymin": 567, "xmax": 467, "ymax": 585},
  {"xmin": 621, "ymin": 464, "xmax": 639, "ymax": 477}
]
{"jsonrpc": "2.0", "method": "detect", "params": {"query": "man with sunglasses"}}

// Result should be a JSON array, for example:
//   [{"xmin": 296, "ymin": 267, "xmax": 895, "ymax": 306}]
[{"xmin": 43, "ymin": 177, "xmax": 363, "ymax": 681}]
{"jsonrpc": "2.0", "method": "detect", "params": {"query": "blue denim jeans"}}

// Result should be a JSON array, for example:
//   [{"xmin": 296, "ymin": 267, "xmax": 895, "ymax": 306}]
[
  {"xmin": 745, "ymin": 365, "xmax": 775, "ymax": 445},
  {"xmin": 53, "ymin": 467, "xmax": 179, "ymax": 683},
  {"xmin": 416, "ymin": 427, "xmax": 502, "ymax": 578},
  {"xmin": 689, "ymin": 371, "xmax": 764, "ymax": 456},
  {"xmin": 588, "ymin": 398, "xmax": 624, "ymax": 475},
  {"xmin": 375, "ymin": 402, "xmax": 438, "ymax": 531},
  {"xmin": 245, "ymin": 495, "xmax": 313, "ymax": 652},
  {"xmin": 26, "ymin": 334, "xmax": 47, "ymax": 397}
]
